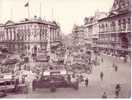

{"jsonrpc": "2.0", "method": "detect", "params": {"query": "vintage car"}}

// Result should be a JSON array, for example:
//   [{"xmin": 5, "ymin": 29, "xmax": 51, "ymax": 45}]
[
  {"xmin": 33, "ymin": 69, "xmax": 79, "ymax": 92},
  {"xmin": 0, "ymin": 74, "xmax": 16, "ymax": 97},
  {"xmin": 0, "ymin": 73, "xmax": 27, "ymax": 96}
]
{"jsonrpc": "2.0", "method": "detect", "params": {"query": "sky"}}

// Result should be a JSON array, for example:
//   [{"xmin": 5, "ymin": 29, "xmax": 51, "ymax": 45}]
[{"xmin": 0, "ymin": 0, "xmax": 114, "ymax": 34}]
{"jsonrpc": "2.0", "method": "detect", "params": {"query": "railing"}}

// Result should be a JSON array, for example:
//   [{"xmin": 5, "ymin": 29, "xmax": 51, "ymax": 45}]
[{"xmin": 99, "ymin": 26, "xmax": 131, "ymax": 34}]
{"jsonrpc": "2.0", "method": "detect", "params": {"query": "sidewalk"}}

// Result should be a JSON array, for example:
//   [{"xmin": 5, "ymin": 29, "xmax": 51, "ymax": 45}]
[{"xmin": 101, "ymin": 53, "xmax": 131, "ymax": 66}]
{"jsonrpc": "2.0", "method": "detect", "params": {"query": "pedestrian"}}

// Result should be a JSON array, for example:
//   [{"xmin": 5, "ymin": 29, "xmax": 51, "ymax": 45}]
[
  {"xmin": 67, "ymin": 74, "xmax": 71, "ymax": 83},
  {"xmin": 100, "ymin": 72, "xmax": 104, "ymax": 80},
  {"xmin": 101, "ymin": 57, "xmax": 103, "ymax": 63},
  {"xmin": 80, "ymin": 75, "xmax": 84, "ymax": 82},
  {"xmin": 32, "ymin": 78, "xmax": 37, "ymax": 91},
  {"xmin": 115, "ymin": 65, "xmax": 118, "ymax": 72},
  {"xmin": 124, "ymin": 56, "xmax": 127, "ymax": 62},
  {"xmin": 22, "ymin": 75, "xmax": 25, "ymax": 84},
  {"xmin": 14, "ymin": 78, "xmax": 19, "ymax": 93},
  {"xmin": 85, "ymin": 78, "xmax": 89, "ymax": 87},
  {"xmin": 102, "ymin": 92, "xmax": 107, "ymax": 98},
  {"xmin": 115, "ymin": 84, "xmax": 121, "ymax": 98}
]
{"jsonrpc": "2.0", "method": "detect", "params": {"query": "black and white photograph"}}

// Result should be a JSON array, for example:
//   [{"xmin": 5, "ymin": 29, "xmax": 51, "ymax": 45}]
[{"xmin": 0, "ymin": 0, "xmax": 131, "ymax": 98}]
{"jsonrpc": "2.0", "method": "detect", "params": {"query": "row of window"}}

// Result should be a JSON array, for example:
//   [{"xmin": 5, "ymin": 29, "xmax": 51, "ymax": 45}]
[
  {"xmin": 6, "ymin": 44, "xmax": 31, "ymax": 51},
  {"xmin": 99, "ymin": 37, "xmax": 120, "ymax": 42},
  {"xmin": 16, "ymin": 23, "xmax": 48, "ymax": 30},
  {"xmin": 99, "ymin": 18, "xmax": 131, "ymax": 33},
  {"xmin": 0, "ymin": 28, "xmax": 59, "ymax": 42},
  {"xmin": 113, "ymin": 0, "xmax": 129, "ymax": 11}
]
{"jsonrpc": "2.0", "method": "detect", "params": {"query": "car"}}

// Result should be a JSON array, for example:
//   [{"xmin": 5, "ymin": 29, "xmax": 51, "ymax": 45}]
[
  {"xmin": 0, "ymin": 91, "xmax": 6, "ymax": 98},
  {"xmin": 0, "ymin": 80, "xmax": 7, "ymax": 98},
  {"xmin": 0, "ymin": 79, "xmax": 16, "ymax": 97},
  {"xmin": 0, "ymin": 73, "xmax": 16, "ymax": 93},
  {"xmin": 33, "ymin": 69, "xmax": 79, "ymax": 92}
]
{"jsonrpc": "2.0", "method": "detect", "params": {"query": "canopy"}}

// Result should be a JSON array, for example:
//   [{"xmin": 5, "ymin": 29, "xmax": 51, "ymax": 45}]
[{"xmin": 2, "ymin": 58, "xmax": 20, "ymax": 65}]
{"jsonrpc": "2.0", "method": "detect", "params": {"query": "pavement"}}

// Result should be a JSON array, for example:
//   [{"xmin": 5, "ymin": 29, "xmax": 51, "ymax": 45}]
[{"xmin": 5, "ymin": 54, "xmax": 131, "ymax": 98}]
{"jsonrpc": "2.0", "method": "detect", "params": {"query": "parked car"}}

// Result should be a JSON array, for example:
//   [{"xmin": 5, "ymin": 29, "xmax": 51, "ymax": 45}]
[{"xmin": 0, "ymin": 77, "xmax": 15, "ymax": 96}]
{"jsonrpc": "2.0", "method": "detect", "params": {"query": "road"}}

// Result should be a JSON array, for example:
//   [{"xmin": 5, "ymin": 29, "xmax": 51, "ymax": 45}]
[{"xmin": 6, "ymin": 54, "xmax": 131, "ymax": 98}]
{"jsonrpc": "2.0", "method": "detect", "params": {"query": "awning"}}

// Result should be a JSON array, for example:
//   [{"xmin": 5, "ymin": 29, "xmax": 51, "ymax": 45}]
[{"xmin": 2, "ymin": 59, "xmax": 20, "ymax": 65}]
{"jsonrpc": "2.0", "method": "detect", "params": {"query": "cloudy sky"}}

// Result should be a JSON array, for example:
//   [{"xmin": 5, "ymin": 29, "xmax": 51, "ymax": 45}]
[{"xmin": 0, "ymin": 0, "xmax": 114, "ymax": 34}]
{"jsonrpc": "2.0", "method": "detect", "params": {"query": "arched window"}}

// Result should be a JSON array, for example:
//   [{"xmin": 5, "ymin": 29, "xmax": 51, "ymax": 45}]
[
  {"xmin": 102, "ymin": 24, "xmax": 105, "ymax": 32},
  {"xmin": 127, "ymin": 18, "xmax": 131, "ymax": 31},
  {"xmin": 118, "ymin": 20, "xmax": 121, "ymax": 31},
  {"xmin": 112, "ymin": 21, "xmax": 116, "ymax": 31},
  {"xmin": 122, "ymin": 19, "xmax": 126, "ymax": 31},
  {"xmin": 28, "ymin": 45, "xmax": 30, "ymax": 50},
  {"xmin": 128, "ymin": 18, "xmax": 130, "ymax": 24}
]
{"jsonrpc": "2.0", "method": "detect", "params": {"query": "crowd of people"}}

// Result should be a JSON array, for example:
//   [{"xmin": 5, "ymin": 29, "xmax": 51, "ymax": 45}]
[{"xmin": 0, "ymin": 50, "xmax": 125, "ymax": 98}]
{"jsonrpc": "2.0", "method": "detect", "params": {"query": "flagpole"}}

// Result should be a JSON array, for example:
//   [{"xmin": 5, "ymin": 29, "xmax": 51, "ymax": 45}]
[
  {"xmin": 28, "ymin": 0, "xmax": 30, "ymax": 19},
  {"xmin": 52, "ymin": 8, "xmax": 54, "ymax": 21},
  {"xmin": 10, "ymin": 8, "xmax": 13, "ymax": 20},
  {"xmin": 39, "ymin": 2, "xmax": 42, "ymax": 18},
  {"xmin": 43, "ymin": 0, "xmax": 46, "ymax": 20}
]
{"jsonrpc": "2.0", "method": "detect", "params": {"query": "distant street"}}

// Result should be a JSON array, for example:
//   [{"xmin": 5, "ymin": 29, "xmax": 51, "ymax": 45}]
[{"xmin": 6, "ymin": 54, "xmax": 131, "ymax": 98}]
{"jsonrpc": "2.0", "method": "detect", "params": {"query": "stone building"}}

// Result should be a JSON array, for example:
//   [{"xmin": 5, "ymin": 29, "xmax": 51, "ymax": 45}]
[
  {"xmin": 0, "ymin": 24, "xmax": 5, "ymax": 43},
  {"xmin": 0, "ymin": 17, "xmax": 62, "ymax": 56},
  {"xmin": 70, "ymin": 24, "xmax": 93, "ymax": 66},
  {"xmin": 97, "ymin": 0, "xmax": 131, "ymax": 57},
  {"xmin": 71, "ymin": 25, "xmax": 87, "ymax": 48},
  {"xmin": 83, "ymin": 11, "xmax": 107, "ymax": 53}
]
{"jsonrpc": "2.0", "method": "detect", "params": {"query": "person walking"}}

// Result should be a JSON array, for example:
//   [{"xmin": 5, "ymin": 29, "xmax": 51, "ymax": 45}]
[
  {"xmin": 14, "ymin": 78, "xmax": 19, "ymax": 93},
  {"xmin": 115, "ymin": 65, "xmax": 118, "ymax": 72},
  {"xmin": 115, "ymin": 84, "xmax": 121, "ymax": 98},
  {"xmin": 102, "ymin": 92, "xmax": 107, "ymax": 98},
  {"xmin": 32, "ymin": 77, "xmax": 38, "ymax": 91},
  {"xmin": 67, "ymin": 74, "xmax": 71, "ymax": 83},
  {"xmin": 112, "ymin": 63, "xmax": 118, "ymax": 72},
  {"xmin": 100, "ymin": 72, "xmax": 104, "ymax": 81},
  {"xmin": 85, "ymin": 78, "xmax": 89, "ymax": 87},
  {"xmin": 101, "ymin": 57, "xmax": 103, "ymax": 63},
  {"xmin": 124, "ymin": 55, "xmax": 127, "ymax": 62}
]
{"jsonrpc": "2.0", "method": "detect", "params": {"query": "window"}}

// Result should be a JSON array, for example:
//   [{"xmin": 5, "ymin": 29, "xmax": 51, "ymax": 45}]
[
  {"xmin": 101, "ymin": 24, "xmax": 104, "ymax": 32},
  {"xmin": 28, "ymin": 35, "xmax": 30, "ymax": 40},
  {"xmin": 28, "ymin": 45, "xmax": 30, "ymax": 50},
  {"xmin": 128, "ymin": 18, "xmax": 130, "ymax": 24},
  {"xmin": 121, "ymin": 2, "xmax": 125, "ymax": 8},
  {"xmin": 122, "ymin": 19, "xmax": 126, "ymax": 31},
  {"xmin": 118, "ymin": 20, "xmax": 121, "ymax": 31},
  {"xmin": 111, "ymin": 21, "xmax": 116, "ymax": 31}
]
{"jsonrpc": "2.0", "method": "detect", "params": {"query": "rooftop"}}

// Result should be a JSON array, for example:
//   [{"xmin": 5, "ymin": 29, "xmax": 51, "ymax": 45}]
[{"xmin": 0, "ymin": 16, "xmax": 60, "ymax": 27}]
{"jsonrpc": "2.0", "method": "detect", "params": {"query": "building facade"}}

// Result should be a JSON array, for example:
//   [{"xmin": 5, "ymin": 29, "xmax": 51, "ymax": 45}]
[
  {"xmin": 71, "ymin": 25, "xmax": 87, "ymax": 48},
  {"xmin": 97, "ymin": 0, "xmax": 131, "ymax": 57},
  {"xmin": 0, "ymin": 17, "xmax": 62, "ymax": 55},
  {"xmin": 83, "ymin": 11, "xmax": 107, "ymax": 53},
  {"xmin": 68, "ymin": 24, "xmax": 93, "ymax": 66}
]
